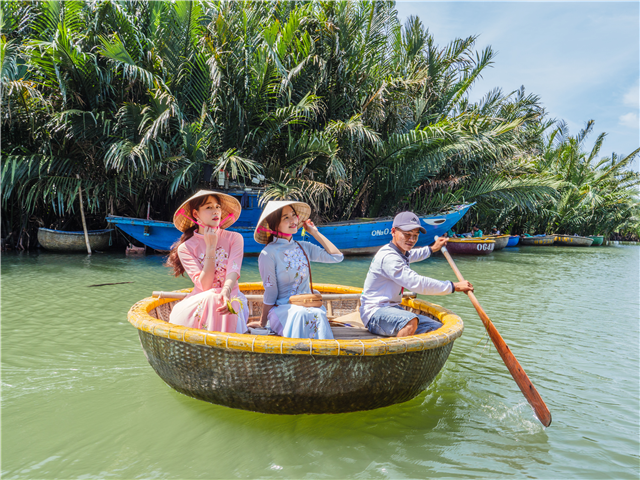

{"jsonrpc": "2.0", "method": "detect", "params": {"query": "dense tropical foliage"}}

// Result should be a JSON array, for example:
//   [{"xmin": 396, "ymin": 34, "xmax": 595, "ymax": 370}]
[{"xmin": 2, "ymin": 0, "xmax": 638, "ymax": 249}]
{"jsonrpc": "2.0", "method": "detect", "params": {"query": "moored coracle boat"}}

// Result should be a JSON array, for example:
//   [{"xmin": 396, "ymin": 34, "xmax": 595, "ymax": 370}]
[
  {"xmin": 128, "ymin": 283, "xmax": 464, "ymax": 414},
  {"xmin": 553, "ymin": 235, "xmax": 594, "ymax": 247},
  {"xmin": 519, "ymin": 235, "xmax": 555, "ymax": 246},
  {"xmin": 445, "ymin": 237, "xmax": 495, "ymax": 255},
  {"xmin": 506, "ymin": 235, "xmax": 520, "ymax": 247},
  {"xmin": 587, "ymin": 235, "xmax": 604, "ymax": 246},
  {"xmin": 37, "ymin": 227, "xmax": 114, "ymax": 252},
  {"xmin": 481, "ymin": 235, "xmax": 509, "ymax": 250}
]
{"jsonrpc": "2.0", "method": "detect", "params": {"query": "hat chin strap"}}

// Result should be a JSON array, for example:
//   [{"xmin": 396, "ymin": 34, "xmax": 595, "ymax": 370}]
[
  {"xmin": 257, "ymin": 226, "xmax": 292, "ymax": 238},
  {"xmin": 177, "ymin": 209, "xmax": 235, "ymax": 229}
]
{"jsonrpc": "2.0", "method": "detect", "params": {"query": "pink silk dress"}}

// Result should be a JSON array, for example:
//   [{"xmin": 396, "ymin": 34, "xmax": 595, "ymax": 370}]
[{"xmin": 169, "ymin": 229, "xmax": 248, "ymax": 333}]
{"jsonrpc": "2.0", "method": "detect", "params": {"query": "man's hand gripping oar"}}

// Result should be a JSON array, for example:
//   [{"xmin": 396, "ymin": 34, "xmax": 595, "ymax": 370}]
[{"xmin": 435, "ymin": 236, "xmax": 552, "ymax": 427}]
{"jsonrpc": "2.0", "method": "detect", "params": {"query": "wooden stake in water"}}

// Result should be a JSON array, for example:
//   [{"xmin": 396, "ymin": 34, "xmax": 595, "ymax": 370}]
[
  {"xmin": 77, "ymin": 175, "xmax": 91, "ymax": 255},
  {"xmin": 436, "ymin": 236, "xmax": 552, "ymax": 427}
]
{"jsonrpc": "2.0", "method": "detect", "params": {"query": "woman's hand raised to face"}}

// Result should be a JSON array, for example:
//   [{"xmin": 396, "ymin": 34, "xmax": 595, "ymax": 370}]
[
  {"xmin": 203, "ymin": 226, "xmax": 219, "ymax": 249},
  {"xmin": 303, "ymin": 219, "xmax": 319, "ymax": 235}
]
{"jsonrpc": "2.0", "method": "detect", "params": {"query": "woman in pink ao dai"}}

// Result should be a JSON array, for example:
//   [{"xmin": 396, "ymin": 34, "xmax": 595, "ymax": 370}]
[{"xmin": 166, "ymin": 190, "xmax": 248, "ymax": 334}]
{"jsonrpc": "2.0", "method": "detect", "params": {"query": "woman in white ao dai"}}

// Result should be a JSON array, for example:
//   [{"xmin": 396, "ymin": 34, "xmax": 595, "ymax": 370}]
[{"xmin": 251, "ymin": 201, "xmax": 343, "ymax": 339}]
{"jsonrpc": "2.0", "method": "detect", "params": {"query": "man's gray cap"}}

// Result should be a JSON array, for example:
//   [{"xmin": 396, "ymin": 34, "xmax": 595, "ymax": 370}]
[{"xmin": 392, "ymin": 211, "xmax": 426, "ymax": 234}]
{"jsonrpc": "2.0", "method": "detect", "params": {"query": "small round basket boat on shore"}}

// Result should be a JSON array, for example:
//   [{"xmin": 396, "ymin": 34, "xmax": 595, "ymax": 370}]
[
  {"xmin": 445, "ymin": 237, "xmax": 495, "ymax": 255},
  {"xmin": 128, "ymin": 283, "xmax": 464, "ymax": 414}
]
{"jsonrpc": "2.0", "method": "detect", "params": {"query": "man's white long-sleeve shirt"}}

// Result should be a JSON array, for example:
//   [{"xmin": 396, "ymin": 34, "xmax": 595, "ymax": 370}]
[{"xmin": 359, "ymin": 243, "xmax": 454, "ymax": 326}]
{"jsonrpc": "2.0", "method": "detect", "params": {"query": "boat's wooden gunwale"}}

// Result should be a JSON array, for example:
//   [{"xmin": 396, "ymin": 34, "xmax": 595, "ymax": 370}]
[{"xmin": 128, "ymin": 282, "xmax": 463, "ymax": 357}]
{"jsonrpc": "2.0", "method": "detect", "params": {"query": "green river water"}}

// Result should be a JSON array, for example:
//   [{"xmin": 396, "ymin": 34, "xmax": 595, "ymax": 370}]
[{"xmin": 2, "ymin": 245, "xmax": 638, "ymax": 479}]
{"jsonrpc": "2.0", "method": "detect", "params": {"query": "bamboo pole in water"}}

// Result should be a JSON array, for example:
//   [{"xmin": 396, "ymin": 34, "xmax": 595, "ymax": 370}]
[{"xmin": 76, "ymin": 175, "xmax": 91, "ymax": 255}]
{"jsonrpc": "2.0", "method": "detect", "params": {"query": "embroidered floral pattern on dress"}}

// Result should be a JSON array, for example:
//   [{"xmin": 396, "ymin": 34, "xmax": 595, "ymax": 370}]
[
  {"xmin": 194, "ymin": 300, "xmax": 206, "ymax": 329},
  {"xmin": 264, "ymin": 274, "xmax": 274, "ymax": 288},
  {"xmin": 213, "ymin": 247, "xmax": 229, "ymax": 288},
  {"xmin": 283, "ymin": 245, "xmax": 307, "ymax": 294},
  {"xmin": 303, "ymin": 308, "xmax": 320, "ymax": 339}
]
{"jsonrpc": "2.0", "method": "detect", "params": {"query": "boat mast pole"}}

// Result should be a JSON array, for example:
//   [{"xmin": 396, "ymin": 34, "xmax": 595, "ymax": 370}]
[
  {"xmin": 436, "ymin": 236, "xmax": 551, "ymax": 427},
  {"xmin": 77, "ymin": 175, "xmax": 92, "ymax": 255}
]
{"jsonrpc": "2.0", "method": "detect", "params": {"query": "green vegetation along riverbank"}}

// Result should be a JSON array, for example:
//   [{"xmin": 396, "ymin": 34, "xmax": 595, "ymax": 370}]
[{"xmin": 2, "ymin": 1, "xmax": 639, "ymax": 250}]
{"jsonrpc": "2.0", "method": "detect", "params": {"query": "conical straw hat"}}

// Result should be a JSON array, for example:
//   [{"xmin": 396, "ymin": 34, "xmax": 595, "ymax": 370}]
[
  {"xmin": 173, "ymin": 190, "xmax": 241, "ymax": 232},
  {"xmin": 254, "ymin": 200, "xmax": 311, "ymax": 244}
]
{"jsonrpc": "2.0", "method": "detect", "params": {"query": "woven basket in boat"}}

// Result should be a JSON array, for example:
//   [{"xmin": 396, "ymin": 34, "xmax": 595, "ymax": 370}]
[{"xmin": 128, "ymin": 283, "xmax": 464, "ymax": 414}]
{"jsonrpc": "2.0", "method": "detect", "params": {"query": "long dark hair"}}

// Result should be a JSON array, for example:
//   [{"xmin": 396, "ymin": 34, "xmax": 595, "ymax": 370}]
[
  {"xmin": 165, "ymin": 194, "xmax": 220, "ymax": 277},
  {"xmin": 264, "ymin": 205, "xmax": 298, "ymax": 244}
]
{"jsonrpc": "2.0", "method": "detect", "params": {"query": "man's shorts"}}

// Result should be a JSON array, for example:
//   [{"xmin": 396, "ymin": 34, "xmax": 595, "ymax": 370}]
[{"xmin": 367, "ymin": 305, "xmax": 442, "ymax": 337}]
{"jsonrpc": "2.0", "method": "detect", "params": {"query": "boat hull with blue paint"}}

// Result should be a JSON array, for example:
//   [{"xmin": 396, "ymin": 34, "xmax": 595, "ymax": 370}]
[
  {"xmin": 107, "ymin": 204, "xmax": 474, "ymax": 255},
  {"xmin": 507, "ymin": 235, "xmax": 520, "ymax": 247}
]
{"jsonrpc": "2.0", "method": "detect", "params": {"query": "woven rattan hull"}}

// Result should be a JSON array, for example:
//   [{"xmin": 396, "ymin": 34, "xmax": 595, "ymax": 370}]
[
  {"xmin": 139, "ymin": 331, "xmax": 453, "ymax": 414},
  {"xmin": 554, "ymin": 235, "xmax": 594, "ymax": 247},
  {"xmin": 129, "ymin": 283, "xmax": 463, "ymax": 414},
  {"xmin": 446, "ymin": 238, "xmax": 495, "ymax": 255},
  {"xmin": 37, "ymin": 228, "xmax": 114, "ymax": 252},
  {"xmin": 483, "ymin": 235, "xmax": 509, "ymax": 250},
  {"xmin": 587, "ymin": 235, "xmax": 603, "ymax": 246},
  {"xmin": 520, "ymin": 235, "xmax": 555, "ymax": 246}
]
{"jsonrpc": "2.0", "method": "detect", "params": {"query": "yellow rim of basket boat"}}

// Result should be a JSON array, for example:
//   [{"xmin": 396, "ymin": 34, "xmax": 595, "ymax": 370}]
[
  {"xmin": 128, "ymin": 283, "xmax": 464, "ymax": 357},
  {"xmin": 447, "ymin": 238, "xmax": 495, "ymax": 243}
]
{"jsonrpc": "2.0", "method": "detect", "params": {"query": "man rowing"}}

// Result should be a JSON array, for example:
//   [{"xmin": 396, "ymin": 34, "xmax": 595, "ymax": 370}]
[{"xmin": 359, "ymin": 212, "xmax": 474, "ymax": 337}]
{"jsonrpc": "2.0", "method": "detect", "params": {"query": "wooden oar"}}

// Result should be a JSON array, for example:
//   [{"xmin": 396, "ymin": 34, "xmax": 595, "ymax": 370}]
[{"xmin": 437, "ymin": 237, "xmax": 552, "ymax": 427}]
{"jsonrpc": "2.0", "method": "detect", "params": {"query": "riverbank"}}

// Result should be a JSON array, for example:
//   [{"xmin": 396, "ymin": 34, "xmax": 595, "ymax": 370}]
[{"xmin": 2, "ymin": 246, "xmax": 638, "ymax": 478}]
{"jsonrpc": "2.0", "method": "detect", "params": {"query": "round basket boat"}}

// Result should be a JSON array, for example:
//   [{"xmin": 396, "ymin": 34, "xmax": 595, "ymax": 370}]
[
  {"xmin": 481, "ymin": 234, "xmax": 509, "ymax": 250},
  {"xmin": 128, "ymin": 283, "xmax": 464, "ymax": 414},
  {"xmin": 446, "ymin": 237, "xmax": 495, "ymax": 255},
  {"xmin": 37, "ymin": 227, "xmax": 114, "ymax": 252},
  {"xmin": 554, "ymin": 234, "xmax": 594, "ymax": 247},
  {"xmin": 587, "ymin": 235, "xmax": 604, "ymax": 246},
  {"xmin": 520, "ymin": 235, "xmax": 555, "ymax": 246}
]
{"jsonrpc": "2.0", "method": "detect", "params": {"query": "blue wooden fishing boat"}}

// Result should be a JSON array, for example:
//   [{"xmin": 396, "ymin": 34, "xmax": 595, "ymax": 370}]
[{"xmin": 107, "ymin": 193, "xmax": 474, "ymax": 255}]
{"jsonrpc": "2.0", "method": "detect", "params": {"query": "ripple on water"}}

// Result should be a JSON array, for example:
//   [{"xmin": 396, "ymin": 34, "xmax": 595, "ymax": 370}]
[{"xmin": 1, "ymin": 248, "xmax": 638, "ymax": 479}]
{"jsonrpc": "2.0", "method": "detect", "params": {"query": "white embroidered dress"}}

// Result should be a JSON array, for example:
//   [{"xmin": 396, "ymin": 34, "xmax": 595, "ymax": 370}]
[
  {"xmin": 258, "ymin": 238, "xmax": 344, "ymax": 339},
  {"xmin": 169, "ymin": 229, "xmax": 248, "ymax": 333}
]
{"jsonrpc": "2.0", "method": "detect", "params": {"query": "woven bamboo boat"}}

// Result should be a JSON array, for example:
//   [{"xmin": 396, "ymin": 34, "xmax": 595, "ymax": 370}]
[
  {"xmin": 481, "ymin": 235, "xmax": 509, "ymax": 250},
  {"xmin": 445, "ymin": 237, "xmax": 495, "ymax": 255},
  {"xmin": 128, "ymin": 283, "xmax": 464, "ymax": 414},
  {"xmin": 554, "ymin": 235, "xmax": 594, "ymax": 247},
  {"xmin": 520, "ymin": 235, "xmax": 555, "ymax": 246},
  {"xmin": 587, "ymin": 235, "xmax": 604, "ymax": 246},
  {"xmin": 507, "ymin": 235, "xmax": 520, "ymax": 247},
  {"xmin": 37, "ymin": 227, "xmax": 114, "ymax": 252}
]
